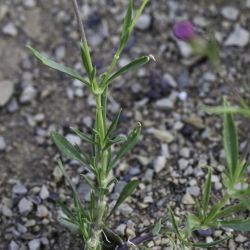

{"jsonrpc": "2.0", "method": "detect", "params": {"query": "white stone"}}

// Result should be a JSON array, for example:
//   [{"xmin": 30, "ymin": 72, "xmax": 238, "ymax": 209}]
[
  {"xmin": 0, "ymin": 80, "xmax": 14, "ymax": 107},
  {"xmin": 20, "ymin": 85, "xmax": 37, "ymax": 103},
  {"xmin": 154, "ymin": 155, "xmax": 166, "ymax": 173},
  {"xmin": 176, "ymin": 41, "xmax": 192, "ymax": 58},
  {"xmin": 65, "ymin": 134, "xmax": 81, "ymax": 146},
  {"xmin": 224, "ymin": 25, "xmax": 249, "ymax": 47},
  {"xmin": 12, "ymin": 182, "xmax": 28, "ymax": 195},
  {"xmin": 36, "ymin": 205, "xmax": 49, "ymax": 218},
  {"xmin": 135, "ymin": 14, "xmax": 152, "ymax": 30},
  {"xmin": 18, "ymin": 198, "xmax": 33, "ymax": 214},
  {"xmin": 2, "ymin": 23, "xmax": 18, "ymax": 36},
  {"xmin": 187, "ymin": 186, "xmax": 200, "ymax": 197},
  {"xmin": 182, "ymin": 193, "xmax": 195, "ymax": 205},
  {"xmin": 23, "ymin": 0, "xmax": 36, "ymax": 8},
  {"xmin": 147, "ymin": 128, "xmax": 174, "ymax": 143},
  {"xmin": 178, "ymin": 158, "xmax": 189, "ymax": 170},
  {"xmin": 0, "ymin": 137, "xmax": 6, "ymax": 151},
  {"xmin": 28, "ymin": 239, "xmax": 41, "ymax": 250},
  {"xmin": 221, "ymin": 6, "xmax": 239, "ymax": 21},
  {"xmin": 39, "ymin": 185, "xmax": 49, "ymax": 200},
  {"xmin": 1, "ymin": 205, "xmax": 13, "ymax": 217},
  {"xmin": 9, "ymin": 241, "xmax": 19, "ymax": 250}
]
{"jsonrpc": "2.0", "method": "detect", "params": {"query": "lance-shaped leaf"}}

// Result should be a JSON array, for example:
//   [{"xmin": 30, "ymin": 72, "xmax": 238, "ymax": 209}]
[
  {"xmin": 192, "ymin": 237, "xmax": 231, "ymax": 248},
  {"xmin": 107, "ymin": 55, "xmax": 153, "ymax": 84},
  {"xmin": 52, "ymin": 132, "xmax": 86, "ymax": 164},
  {"xmin": 128, "ymin": 0, "xmax": 149, "ymax": 34},
  {"xmin": 26, "ymin": 45, "xmax": 90, "ymax": 86},
  {"xmin": 121, "ymin": 0, "xmax": 133, "ymax": 37},
  {"xmin": 105, "ymin": 109, "xmax": 122, "ymax": 141},
  {"xmin": 70, "ymin": 127, "xmax": 95, "ymax": 145},
  {"xmin": 107, "ymin": 180, "xmax": 139, "ymax": 219},
  {"xmin": 223, "ymin": 99, "xmax": 238, "ymax": 179},
  {"xmin": 203, "ymin": 168, "xmax": 212, "ymax": 216},
  {"xmin": 109, "ymin": 122, "xmax": 141, "ymax": 170},
  {"xmin": 168, "ymin": 207, "xmax": 183, "ymax": 240},
  {"xmin": 206, "ymin": 106, "xmax": 250, "ymax": 118},
  {"xmin": 103, "ymin": 135, "xmax": 127, "ymax": 151},
  {"xmin": 219, "ymin": 219, "xmax": 250, "ymax": 232},
  {"xmin": 80, "ymin": 42, "xmax": 93, "ymax": 79}
]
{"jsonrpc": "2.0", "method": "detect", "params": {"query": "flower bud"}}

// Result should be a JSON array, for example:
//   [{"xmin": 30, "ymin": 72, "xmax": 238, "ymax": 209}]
[{"xmin": 173, "ymin": 21, "xmax": 195, "ymax": 41}]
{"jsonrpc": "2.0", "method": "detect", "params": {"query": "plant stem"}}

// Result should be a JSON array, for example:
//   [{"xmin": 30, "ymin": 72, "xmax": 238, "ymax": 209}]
[{"xmin": 71, "ymin": 0, "xmax": 87, "ymax": 43}]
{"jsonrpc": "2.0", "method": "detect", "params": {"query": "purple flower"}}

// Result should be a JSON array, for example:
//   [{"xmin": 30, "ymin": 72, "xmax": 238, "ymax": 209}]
[{"xmin": 173, "ymin": 21, "xmax": 195, "ymax": 41}]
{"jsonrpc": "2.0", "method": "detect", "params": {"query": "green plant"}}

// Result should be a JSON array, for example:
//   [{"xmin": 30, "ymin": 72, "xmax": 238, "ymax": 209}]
[
  {"xmin": 168, "ymin": 99, "xmax": 250, "ymax": 249},
  {"xmin": 27, "ymin": 0, "xmax": 154, "ymax": 249}
]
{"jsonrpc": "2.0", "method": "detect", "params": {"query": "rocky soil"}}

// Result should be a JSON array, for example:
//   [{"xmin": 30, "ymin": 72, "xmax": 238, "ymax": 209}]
[{"xmin": 0, "ymin": 0, "xmax": 250, "ymax": 249}]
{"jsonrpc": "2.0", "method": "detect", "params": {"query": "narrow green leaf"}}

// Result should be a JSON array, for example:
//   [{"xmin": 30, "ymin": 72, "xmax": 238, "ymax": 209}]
[
  {"xmin": 107, "ymin": 180, "xmax": 139, "ymax": 219},
  {"xmin": 27, "ymin": 45, "xmax": 90, "ymax": 86},
  {"xmin": 215, "ymin": 203, "xmax": 246, "ymax": 219},
  {"xmin": 103, "ymin": 135, "xmax": 127, "ymax": 151},
  {"xmin": 203, "ymin": 169, "xmax": 212, "ymax": 215},
  {"xmin": 185, "ymin": 214, "xmax": 200, "ymax": 237},
  {"xmin": 70, "ymin": 127, "xmax": 95, "ymax": 145},
  {"xmin": 80, "ymin": 41, "xmax": 93, "ymax": 79},
  {"xmin": 192, "ymin": 237, "xmax": 231, "ymax": 248},
  {"xmin": 105, "ymin": 109, "xmax": 122, "ymax": 141},
  {"xmin": 110, "ymin": 122, "xmax": 141, "ymax": 169},
  {"xmin": 107, "ymin": 56, "xmax": 152, "ymax": 83},
  {"xmin": 128, "ymin": 0, "xmax": 149, "ymax": 34},
  {"xmin": 219, "ymin": 219, "xmax": 250, "ymax": 232},
  {"xmin": 152, "ymin": 219, "xmax": 162, "ymax": 236},
  {"xmin": 121, "ymin": 0, "xmax": 133, "ymax": 36},
  {"xmin": 168, "ymin": 207, "xmax": 182, "ymax": 240},
  {"xmin": 205, "ymin": 106, "xmax": 250, "ymax": 118},
  {"xmin": 51, "ymin": 132, "xmax": 85, "ymax": 164},
  {"xmin": 223, "ymin": 99, "xmax": 238, "ymax": 179}
]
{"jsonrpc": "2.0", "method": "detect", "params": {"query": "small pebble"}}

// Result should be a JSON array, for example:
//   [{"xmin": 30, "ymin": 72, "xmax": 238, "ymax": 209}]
[
  {"xmin": 28, "ymin": 239, "xmax": 41, "ymax": 250},
  {"xmin": 182, "ymin": 193, "xmax": 195, "ymax": 205},
  {"xmin": 136, "ymin": 14, "xmax": 152, "ymax": 30},
  {"xmin": 18, "ymin": 198, "xmax": 33, "ymax": 214},
  {"xmin": 12, "ymin": 182, "xmax": 28, "ymax": 195},
  {"xmin": 2, "ymin": 23, "xmax": 18, "ymax": 36}
]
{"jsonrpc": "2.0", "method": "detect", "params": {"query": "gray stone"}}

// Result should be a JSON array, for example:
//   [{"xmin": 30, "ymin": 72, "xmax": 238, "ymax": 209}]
[
  {"xmin": 36, "ymin": 205, "xmax": 49, "ymax": 218},
  {"xmin": 65, "ymin": 134, "xmax": 81, "ymax": 146},
  {"xmin": 1, "ymin": 205, "xmax": 13, "ymax": 217},
  {"xmin": 9, "ymin": 241, "xmax": 19, "ymax": 250},
  {"xmin": 176, "ymin": 41, "xmax": 192, "ymax": 58},
  {"xmin": 182, "ymin": 193, "xmax": 195, "ymax": 205},
  {"xmin": 23, "ymin": 0, "xmax": 36, "ymax": 8},
  {"xmin": 12, "ymin": 182, "xmax": 28, "ymax": 195},
  {"xmin": 247, "ymin": 0, "xmax": 250, "ymax": 8},
  {"xmin": 18, "ymin": 198, "xmax": 33, "ymax": 214},
  {"xmin": 147, "ymin": 128, "xmax": 174, "ymax": 143},
  {"xmin": 178, "ymin": 158, "xmax": 189, "ymax": 170},
  {"xmin": 0, "ymin": 80, "xmax": 14, "ymax": 107},
  {"xmin": 225, "ymin": 25, "xmax": 249, "ymax": 47},
  {"xmin": 135, "ymin": 14, "xmax": 152, "ymax": 30},
  {"xmin": 235, "ymin": 234, "xmax": 247, "ymax": 243},
  {"xmin": 77, "ymin": 183, "xmax": 91, "ymax": 202},
  {"xmin": 7, "ymin": 98, "xmax": 19, "ymax": 113},
  {"xmin": 221, "ymin": 6, "xmax": 239, "ymax": 21},
  {"xmin": 28, "ymin": 239, "xmax": 41, "ymax": 250},
  {"xmin": 0, "ymin": 136, "xmax": 6, "ymax": 151},
  {"xmin": 2, "ymin": 23, "xmax": 18, "ymax": 36},
  {"xmin": 39, "ymin": 185, "xmax": 49, "ymax": 200},
  {"xmin": 20, "ymin": 85, "xmax": 37, "ymax": 103},
  {"xmin": 144, "ymin": 169, "xmax": 154, "ymax": 182},
  {"xmin": 154, "ymin": 156, "xmax": 166, "ymax": 173},
  {"xmin": 118, "ymin": 203, "xmax": 133, "ymax": 217},
  {"xmin": 186, "ymin": 186, "xmax": 200, "ymax": 197},
  {"xmin": 0, "ymin": 5, "xmax": 8, "ymax": 21}
]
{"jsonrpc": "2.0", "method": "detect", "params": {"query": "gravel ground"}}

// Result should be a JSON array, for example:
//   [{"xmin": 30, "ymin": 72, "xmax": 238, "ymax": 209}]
[{"xmin": 0, "ymin": 0, "xmax": 250, "ymax": 249}]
